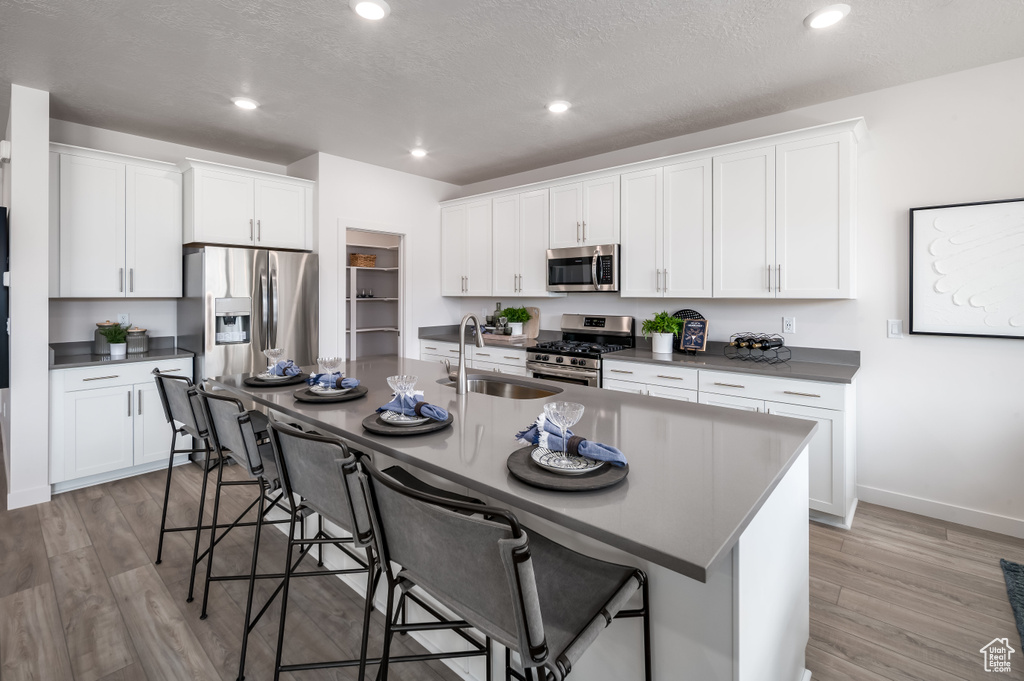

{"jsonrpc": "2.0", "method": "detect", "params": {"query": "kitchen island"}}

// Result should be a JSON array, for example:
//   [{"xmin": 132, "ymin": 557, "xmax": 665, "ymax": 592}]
[{"xmin": 213, "ymin": 355, "xmax": 816, "ymax": 681}]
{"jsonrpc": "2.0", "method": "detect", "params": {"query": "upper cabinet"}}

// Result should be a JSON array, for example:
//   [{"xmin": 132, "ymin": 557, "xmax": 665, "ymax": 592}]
[
  {"xmin": 549, "ymin": 176, "xmax": 620, "ymax": 249},
  {"xmin": 713, "ymin": 146, "xmax": 776, "ymax": 298},
  {"xmin": 53, "ymin": 146, "xmax": 182, "ymax": 298},
  {"xmin": 183, "ymin": 160, "xmax": 313, "ymax": 251},
  {"xmin": 492, "ymin": 189, "xmax": 563, "ymax": 298},
  {"xmin": 441, "ymin": 199, "xmax": 492, "ymax": 296}
]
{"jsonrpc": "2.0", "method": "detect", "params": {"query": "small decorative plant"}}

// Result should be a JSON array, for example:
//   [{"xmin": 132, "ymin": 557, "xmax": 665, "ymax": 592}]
[
  {"xmin": 99, "ymin": 324, "xmax": 129, "ymax": 344},
  {"xmin": 502, "ymin": 306, "xmax": 532, "ymax": 324},
  {"xmin": 641, "ymin": 312, "xmax": 683, "ymax": 338}
]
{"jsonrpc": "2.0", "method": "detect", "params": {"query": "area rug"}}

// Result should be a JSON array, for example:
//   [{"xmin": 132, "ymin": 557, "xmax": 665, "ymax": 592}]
[{"xmin": 999, "ymin": 559, "xmax": 1024, "ymax": 648}]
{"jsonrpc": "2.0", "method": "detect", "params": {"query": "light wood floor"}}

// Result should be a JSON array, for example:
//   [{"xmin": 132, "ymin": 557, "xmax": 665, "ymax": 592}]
[{"xmin": 2, "ymin": 457, "xmax": 1023, "ymax": 681}]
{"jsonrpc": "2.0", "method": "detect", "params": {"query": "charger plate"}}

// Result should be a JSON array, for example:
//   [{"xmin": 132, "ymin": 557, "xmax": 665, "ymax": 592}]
[
  {"xmin": 506, "ymin": 445, "xmax": 628, "ymax": 492},
  {"xmin": 361, "ymin": 412, "xmax": 453, "ymax": 436},
  {"xmin": 293, "ymin": 385, "xmax": 368, "ymax": 403},
  {"xmin": 243, "ymin": 373, "xmax": 308, "ymax": 388}
]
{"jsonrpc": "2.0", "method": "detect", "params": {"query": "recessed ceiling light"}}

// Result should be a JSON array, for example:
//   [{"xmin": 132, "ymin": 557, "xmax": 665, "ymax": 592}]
[
  {"xmin": 232, "ymin": 97, "xmax": 259, "ymax": 110},
  {"xmin": 410, "ymin": 148, "xmax": 427, "ymax": 158},
  {"xmin": 547, "ymin": 100, "xmax": 571, "ymax": 114},
  {"xmin": 351, "ymin": 0, "xmax": 390, "ymax": 20},
  {"xmin": 804, "ymin": 3, "xmax": 850, "ymax": 29}
]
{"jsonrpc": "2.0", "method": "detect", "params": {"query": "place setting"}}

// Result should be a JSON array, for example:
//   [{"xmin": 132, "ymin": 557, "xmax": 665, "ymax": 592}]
[
  {"xmin": 293, "ymin": 356, "xmax": 368, "ymax": 403},
  {"xmin": 243, "ymin": 348, "xmax": 309, "ymax": 387},
  {"xmin": 508, "ymin": 401, "xmax": 629, "ymax": 492},
  {"xmin": 361, "ymin": 374, "xmax": 454, "ymax": 435}
]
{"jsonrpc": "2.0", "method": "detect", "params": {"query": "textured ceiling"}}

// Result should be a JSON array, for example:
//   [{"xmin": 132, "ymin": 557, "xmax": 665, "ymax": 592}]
[{"xmin": 1, "ymin": 0, "xmax": 1023, "ymax": 185}]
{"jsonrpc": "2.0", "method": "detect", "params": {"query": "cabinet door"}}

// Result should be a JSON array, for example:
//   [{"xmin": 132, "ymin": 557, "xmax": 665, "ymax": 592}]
[
  {"xmin": 713, "ymin": 147, "xmax": 776, "ymax": 298},
  {"xmin": 698, "ymin": 392, "xmax": 764, "ymax": 412},
  {"xmin": 766, "ymin": 401, "xmax": 844, "ymax": 516},
  {"xmin": 465, "ymin": 199, "xmax": 492, "ymax": 296},
  {"xmin": 647, "ymin": 385, "xmax": 698, "ymax": 402},
  {"xmin": 776, "ymin": 133, "xmax": 852, "ymax": 299},
  {"xmin": 125, "ymin": 165, "xmax": 182, "ymax": 298},
  {"xmin": 549, "ymin": 182, "xmax": 582, "ymax": 249},
  {"xmin": 255, "ymin": 178, "xmax": 306, "ymax": 250},
  {"xmin": 440, "ymin": 205, "xmax": 467, "ymax": 295},
  {"xmin": 582, "ymin": 176, "xmax": 620, "ymax": 245},
  {"xmin": 195, "ymin": 167, "xmax": 255, "ymax": 246},
  {"xmin": 492, "ymin": 195, "xmax": 520, "ymax": 296},
  {"xmin": 64, "ymin": 386, "xmax": 134, "ymax": 479},
  {"xmin": 59, "ymin": 154, "xmax": 126, "ymax": 297},
  {"xmin": 620, "ymin": 168, "xmax": 662, "ymax": 298},
  {"xmin": 133, "ymin": 382, "xmax": 174, "ymax": 466},
  {"xmin": 664, "ymin": 158, "xmax": 712, "ymax": 298},
  {"xmin": 518, "ymin": 189, "xmax": 552, "ymax": 296},
  {"xmin": 602, "ymin": 378, "xmax": 645, "ymax": 395}
]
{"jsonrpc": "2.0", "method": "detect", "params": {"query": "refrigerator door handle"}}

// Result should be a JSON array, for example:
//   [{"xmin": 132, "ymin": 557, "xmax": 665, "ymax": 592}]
[
  {"xmin": 270, "ymin": 266, "xmax": 279, "ymax": 347},
  {"xmin": 260, "ymin": 272, "xmax": 269, "ymax": 351}
]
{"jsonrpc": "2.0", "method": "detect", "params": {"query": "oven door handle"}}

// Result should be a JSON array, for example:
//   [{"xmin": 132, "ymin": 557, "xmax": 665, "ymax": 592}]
[{"xmin": 527, "ymin": 362, "xmax": 599, "ymax": 380}]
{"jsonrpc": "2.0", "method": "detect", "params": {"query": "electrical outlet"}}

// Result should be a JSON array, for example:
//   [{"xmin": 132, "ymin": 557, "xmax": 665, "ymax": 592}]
[
  {"xmin": 887, "ymin": 319, "xmax": 903, "ymax": 338},
  {"xmin": 117, "ymin": 313, "xmax": 130, "ymax": 326},
  {"xmin": 782, "ymin": 317, "xmax": 796, "ymax": 334}
]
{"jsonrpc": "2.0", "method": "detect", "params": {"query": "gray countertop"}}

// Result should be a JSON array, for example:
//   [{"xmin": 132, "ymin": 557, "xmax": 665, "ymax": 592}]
[
  {"xmin": 50, "ymin": 337, "xmax": 194, "ymax": 369},
  {"xmin": 212, "ymin": 356, "xmax": 816, "ymax": 582},
  {"xmin": 419, "ymin": 325, "xmax": 561, "ymax": 349}
]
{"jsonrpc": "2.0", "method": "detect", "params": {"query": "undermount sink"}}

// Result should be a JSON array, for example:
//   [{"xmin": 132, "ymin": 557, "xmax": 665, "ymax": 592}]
[{"xmin": 437, "ymin": 374, "xmax": 563, "ymax": 400}]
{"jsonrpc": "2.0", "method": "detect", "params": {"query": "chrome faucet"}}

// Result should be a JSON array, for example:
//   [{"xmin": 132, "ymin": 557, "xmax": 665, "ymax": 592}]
[{"xmin": 457, "ymin": 313, "xmax": 485, "ymax": 395}]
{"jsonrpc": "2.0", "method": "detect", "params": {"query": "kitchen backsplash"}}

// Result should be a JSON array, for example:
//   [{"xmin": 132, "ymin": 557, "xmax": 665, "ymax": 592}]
[{"xmin": 48, "ymin": 299, "xmax": 178, "ymax": 343}]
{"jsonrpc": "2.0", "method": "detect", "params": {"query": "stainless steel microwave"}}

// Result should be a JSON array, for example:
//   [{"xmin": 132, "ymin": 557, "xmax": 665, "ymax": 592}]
[{"xmin": 546, "ymin": 244, "xmax": 619, "ymax": 292}]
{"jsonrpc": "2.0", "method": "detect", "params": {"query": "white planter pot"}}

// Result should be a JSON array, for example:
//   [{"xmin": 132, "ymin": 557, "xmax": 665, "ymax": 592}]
[
  {"xmin": 651, "ymin": 333, "xmax": 675, "ymax": 354},
  {"xmin": 509, "ymin": 322, "xmax": 524, "ymax": 335},
  {"xmin": 109, "ymin": 342, "xmax": 127, "ymax": 359}
]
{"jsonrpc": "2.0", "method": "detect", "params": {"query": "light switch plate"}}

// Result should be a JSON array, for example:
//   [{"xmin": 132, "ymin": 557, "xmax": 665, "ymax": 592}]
[
  {"xmin": 118, "ymin": 313, "xmax": 130, "ymax": 326},
  {"xmin": 782, "ymin": 317, "xmax": 796, "ymax": 334},
  {"xmin": 887, "ymin": 319, "xmax": 903, "ymax": 338}
]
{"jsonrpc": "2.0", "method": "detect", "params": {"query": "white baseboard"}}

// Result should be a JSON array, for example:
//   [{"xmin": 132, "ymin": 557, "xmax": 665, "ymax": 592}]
[
  {"xmin": 800, "ymin": 669, "xmax": 812, "ymax": 681},
  {"xmin": 857, "ymin": 485, "xmax": 1024, "ymax": 539},
  {"xmin": 52, "ymin": 455, "xmax": 191, "ymax": 495},
  {"xmin": 7, "ymin": 483, "xmax": 51, "ymax": 509}
]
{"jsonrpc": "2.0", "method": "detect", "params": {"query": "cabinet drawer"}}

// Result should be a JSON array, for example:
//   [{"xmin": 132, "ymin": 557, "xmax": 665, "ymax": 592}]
[
  {"xmin": 602, "ymin": 378, "xmax": 646, "ymax": 395},
  {"xmin": 420, "ymin": 340, "xmax": 467, "ymax": 359},
  {"xmin": 61, "ymin": 357, "xmax": 192, "ymax": 392},
  {"xmin": 472, "ymin": 349, "xmax": 526, "ymax": 368},
  {"xmin": 698, "ymin": 369, "xmax": 844, "ymax": 410},
  {"xmin": 603, "ymin": 359, "xmax": 698, "ymax": 389}
]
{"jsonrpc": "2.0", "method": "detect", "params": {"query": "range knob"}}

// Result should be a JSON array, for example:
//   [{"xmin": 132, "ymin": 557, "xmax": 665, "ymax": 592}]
[
  {"xmin": 555, "ymin": 356, "xmax": 564, "ymax": 363},
  {"xmin": 541, "ymin": 355, "xmax": 549, "ymax": 361},
  {"xmin": 570, "ymin": 358, "xmax": 578, "ymax": 365}
]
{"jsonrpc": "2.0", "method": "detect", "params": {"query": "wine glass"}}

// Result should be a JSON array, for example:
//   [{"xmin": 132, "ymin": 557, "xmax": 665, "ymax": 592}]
[
  {"xmin": 543, "ymin": 402, "xmax": 585, "ymax": 457},
  {"xmin": 263, "ymin": 347, "xmax": 284, "ymax": 375},
  {"xmin": 386, "ymin": 375, "xmax": 418, "ymax": 419}
]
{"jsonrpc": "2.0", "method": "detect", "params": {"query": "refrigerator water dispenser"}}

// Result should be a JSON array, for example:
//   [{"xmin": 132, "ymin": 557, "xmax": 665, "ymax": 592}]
[{"xmin": 215, "ymin": 297, "xmax": 251, "ymax": 344}]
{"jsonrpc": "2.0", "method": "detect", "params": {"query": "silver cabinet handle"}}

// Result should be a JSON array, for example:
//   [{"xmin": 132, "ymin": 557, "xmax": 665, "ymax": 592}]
[
  {"xmin": 609, "ymin": 369, "xmax": 633, "ymax": 374},
  {"xmin": 129, "ymin": 268, "xmax": 134, "ymax": 293},
  {"xmin": 583, "ymin": 219, "xmax": 588, "ymax": 241},
  {"xmin": 777, "ymin": 264, "xmax": 782, "ymax": 292},
  {"xmin": 257, "ymin": 219, "xmax": 261, "ymax": 242},
  {"xmin": 476, "ymin": 352, "xmax": 491, "ymax": 357},
  {"xmin": 656, "ymin": 375, "xmax": 685, "ymax": 381},
  {"xmin": 767, "ymin": 265, "xmax": 771, "ymax": 292},
  {"xmin": 448, "ymin": 349, "xmax": 461, "ymax": 354},
  {"xmin": 664, "ymin": 269, "xmax": 669, "ymax": 291},
  {"xmin": 465, "ymin": 275, "xmax": 469, "ymax": 292},
  {"xmin": 119, "ymin": 268, "xmax": 124, "ymax": 293},
  {"xmin": 84, "ymin": 374, "xmax": 119, "ymax": 381},
  {"xmin": 138, "ymin": 389, "xmax": 142, "ymax": 414},
  {"xmin": 783, "ymin": 390, "xmax": 821, "ymax": 398},
  {"xmin": 127, "ymin": 390, "xmax": 132, "ymax": 417},
  {"xmin": 157, "ymin": 368, "xmax": 181, "ymax": 373},
  {"xmin": 503, "ymin": 355, "xmax": 519, "ymax": 360},
  {"xmin": 424, "ymin": 346, "xmax": 438, "ymax": 350},
  {"xmin": 714, "ymin": 382, "xmax": 746, "ymax": 389},
  {"xmin": 577, "ymin": 221, "xmax": 582, "ymax": 243},
  {"xmin": 250, "ymin": 218, "xmax": 254, "ymax": 240}
]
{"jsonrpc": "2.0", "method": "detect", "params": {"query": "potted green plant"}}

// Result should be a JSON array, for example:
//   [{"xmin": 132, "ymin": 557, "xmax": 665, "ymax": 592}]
[
  {"xmin": 641, "ymin": 312, "xmax": 683, "ymax": 354},
  {"xmin": 99, "ymin": 323, "xmax": 129, "ymax": 359},
  {"xmin": 503, "ymin": 306, "xmax": 531, "ymax": 335}
]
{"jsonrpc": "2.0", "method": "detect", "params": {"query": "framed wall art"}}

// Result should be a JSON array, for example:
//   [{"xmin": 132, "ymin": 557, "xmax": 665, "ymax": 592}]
[{"xmin": 910, "ymin": 197, "xmax": 1024, "ymax": 339}]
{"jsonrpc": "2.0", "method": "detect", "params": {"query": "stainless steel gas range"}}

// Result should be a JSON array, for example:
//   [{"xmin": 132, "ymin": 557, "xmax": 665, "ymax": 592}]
[{"xmin": 526, "ymin": 314, "xmax": 635, "ymax": 388}]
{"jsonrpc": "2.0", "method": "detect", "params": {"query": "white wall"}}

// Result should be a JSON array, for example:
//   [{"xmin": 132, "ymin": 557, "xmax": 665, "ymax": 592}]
[
  {"xmin": 289, "ymin": 152, "xmax": 460, "ymax": 360},
  {"xmin": 451, "ymin": 57, "xmax": 1024, "ymax": 536},
  {"xmin": 6, "ymin": 85, "xmax": 51, "ymax": 508}
]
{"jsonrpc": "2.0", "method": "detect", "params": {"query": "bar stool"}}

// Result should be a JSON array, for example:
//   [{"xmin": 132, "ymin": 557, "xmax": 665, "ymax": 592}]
[
  {"xmin": 359, "ymin": 458, "xmax": 652, "ymax": 681},
  {"xmin": 266, "ymin": 419, "xmax": 491, "ymax": 681}
]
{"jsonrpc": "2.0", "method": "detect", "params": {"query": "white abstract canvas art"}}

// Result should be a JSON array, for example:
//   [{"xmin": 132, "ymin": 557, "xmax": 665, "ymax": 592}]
[{"xmin": 911, "ymin": 198, "xmax": 1024, "ymax": 338}]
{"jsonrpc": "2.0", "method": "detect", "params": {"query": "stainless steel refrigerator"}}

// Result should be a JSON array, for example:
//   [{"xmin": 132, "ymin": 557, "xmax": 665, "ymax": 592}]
[{"xmin": 178, "ymin": 247, "xmax": 318, "ymax": 382}]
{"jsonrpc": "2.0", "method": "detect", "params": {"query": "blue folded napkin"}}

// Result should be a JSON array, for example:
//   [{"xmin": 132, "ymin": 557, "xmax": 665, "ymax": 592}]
[
  {"xmin": 307, "ymin": 372, "xmax": 360, "ymax": 390},
  {"xmin": 269, "ymin": 360, "xmax": 301, "ymax": 377},
  {"xmin": 377, "ymin": 392, "xmax": 448, "ymax": 422},
  {"xmin": 515, "ymin": 413, "xmax": 627, "ymax": 467}
]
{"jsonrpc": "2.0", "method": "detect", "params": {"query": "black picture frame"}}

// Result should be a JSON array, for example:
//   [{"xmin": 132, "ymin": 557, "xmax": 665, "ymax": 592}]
[
  {"xmin": 910, "ymin": 197, "xmax": 1024, "ymax": 340},
  {"xmin": 680, "ymin": 319, "xmax": 708, "ymax": 352}
]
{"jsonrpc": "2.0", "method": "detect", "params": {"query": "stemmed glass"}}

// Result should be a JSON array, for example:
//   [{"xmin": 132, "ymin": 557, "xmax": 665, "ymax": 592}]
[
  {"xmin": 263, "ymin": 347, "xmax": 284, "ymax": 376},
  {"xmin": 543, "ymin": 402, "xmax": 585, "ymax": 458},
  {"xmin": 315, "ymin": 356, "xmax": 344, "ymax": 391},
  {"xmin": 386, "ymin": 375, "xmax": 418, "ymax": 420}
]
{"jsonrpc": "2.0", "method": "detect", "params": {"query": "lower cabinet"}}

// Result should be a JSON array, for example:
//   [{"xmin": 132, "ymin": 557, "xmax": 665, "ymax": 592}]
[
  {"xmin": 419, "ymin": 340, "xmax": 528, "ymax": 376},
  {"xmin": 50, "ymin": 357, "xmax": 193, "ymax": 488},
  {"xmin": 605, "ymin": 377, "xmax": 696, "ymax": 402}
]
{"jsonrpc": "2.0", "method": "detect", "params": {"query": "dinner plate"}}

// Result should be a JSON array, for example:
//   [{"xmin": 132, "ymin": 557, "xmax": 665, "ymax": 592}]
[
  {"xmin": 380, "ymin": 410, "xmax": 431, "ymax": 427},
  {"xmin": 310, "ymin": 384, "xmax": 353, "ymax": 395},
  {"xmin": 530, "ymin": 447, "xmax": 605, "ymax": 476},
  {"xmin": 257, "ymin": 372, "xmax": 290, "ymax": 381}
]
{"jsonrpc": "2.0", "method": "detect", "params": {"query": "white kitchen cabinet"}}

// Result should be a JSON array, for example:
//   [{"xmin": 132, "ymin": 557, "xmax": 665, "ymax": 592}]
[
  {"xmin": 492, "ymin": 195, "xmax": 519, "ymax": 297},
  {"xmin": 603, "ymin": 361, "xmax": 699, "ymax": 401},
  {"xmin": 441, "ymin": 199, "xmax": 492, "ymax": 296},
  {"xmin": 619, "ymin": 168, "xmax": 662, "ymax": 297},
  {"xmin": 647, "ymin": 385, "xmax": 698, "ymax": 402},
  {"xmin": 549, "ymin": 176, "xmax": 620, "ymax": 249},
  {"xmin": 697, "ymin": 391, "xmax": 763, "ymax": 412},
  {"xmin": 49, "ymin": 357, "xmax": 193, "ymax": 489},
  {"xmin": 602, "ymin": 378, "xmax": 646, "ymax": 395},
  {"xmin": 55, "ymin": 146, "xmax": 182, "ymax": 299},
  {"xmin": 713, "ymin": 146, "xmax": 776, "ymax": 298},
  {"xmin": 492, "ymin": 190, "xmax": 560, "ymax": 297},
  {"xmin": 420, "ymin": 339, "xmax": 468, "ymax": 366},
  {"xmin": 766, "ymin": 401, "xmax": 846, "ymax": 519},
  {"xmin": 183, "ymin": 160, "xmax": 313, "ymax": 251},
  {"xmin": 472, "ymin": 361, "xmax": 528, "ymax": 377}
]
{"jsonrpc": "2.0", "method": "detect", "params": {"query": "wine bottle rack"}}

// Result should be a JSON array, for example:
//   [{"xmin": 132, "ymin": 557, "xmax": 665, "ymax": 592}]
[{"xmin": 723, "ymin": 332, "xmax": 792, "ymax": 364}]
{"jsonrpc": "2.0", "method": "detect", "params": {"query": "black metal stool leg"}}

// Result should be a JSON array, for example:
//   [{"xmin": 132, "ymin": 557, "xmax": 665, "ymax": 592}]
[
  {"xmin": 377, "ymin": 581, "xmax": 398, "ymax": 681},
  {"xmin": 317, "ymin": 515, "xmax": 324, "ymax": 566},
  {"xmin": 200, "ymin": 452, "xmax": 227, "ymax": 619},
  {"xmin": 273, "ymin": 514, "xmax": 299, "ymax": 681},
  {"xmin": 155, "ymin": 429, "xmax": 179, "ymax": 565},
  {"xmin": 642, "ymin": 578, "xmax": 652, "ymax": 681},
  {"xmin": 187, "ymin": 440, "xmax": 213, "ymax": 603},
  {"xmin": 356, "ymin": 549, "xmax": 379, "ymax": 681},
  {"xmin": 236, "ymin": 484, "xmax": 266, "ymax": 681}
]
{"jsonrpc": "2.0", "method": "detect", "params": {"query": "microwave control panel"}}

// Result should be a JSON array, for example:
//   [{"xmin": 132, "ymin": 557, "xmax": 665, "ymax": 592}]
[{"xmin": 596, "ymin": 255, "xmax": 615, "ymax": 285}]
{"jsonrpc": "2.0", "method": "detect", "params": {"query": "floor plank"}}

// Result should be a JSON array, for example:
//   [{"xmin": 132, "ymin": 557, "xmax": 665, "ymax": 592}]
[
  {"xmin": 109, "ymin": 563, "xmax": 222, "ymax": 681},
  {"xmin": 0, "ymin": 582, "xmax": 75, "ymax": 681},
  {"xmin": 96, "ymin": 662, "xmax": 149, "ymax": 681},
  {"xmin": 37, "ymin": 490, "xmax": 92, "ymax": 558},
  {"xmin": 810, "ymin": 575, "xmax": 842, "ymax": 605},
  {"xmin": 804, "ymin": 644, "xmax": 892, "ymax": 681},
  {"xmin": 72, "ymin": 484, "xmax": 152, "ymax": 579},
  {"xmin": 49, "ymin": 545, "xmax": 137, "ymax": 681},
  {"xmin": 0, "ymin": 503, "xmax": 52, "ymax": 600},
  {"xmin": 809, "ymin": 619, "xmax": 964, "ymax": 681}
]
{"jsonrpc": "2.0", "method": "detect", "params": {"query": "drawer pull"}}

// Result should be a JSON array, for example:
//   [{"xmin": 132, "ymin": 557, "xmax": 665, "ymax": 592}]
[
  {"xmin": 84, "ymin": 375, "xmax": 119, "ymax": 381},
  {"xmin": 714, "ymin": 382, "xmax": 745, "ymax": 389},
  {"xmin": 424, "ymin": 346, "xmax": 438, "ymax": 350},
  {"xmin": 656, "ymin": 375, "xmax": 684, "ymax": 381},
  {"xmin": 783, "ymin": 390, "xmax": 821, "ymax": 398},
  {"xmin": 157, "ymin": 368, "xmax": 182, "ymax": 373},
  {"xmin": 476, "ymin": 352, "xmax": 491, "ymax": 357},
  {"xmin": 503, "ymin": 356, "xmax": 520, "ymax": 360},
  {"xmin": 449, "ymin": 349, "xmax": 461, "ymax": 353},
  {"xmin": 609, "ymin": 369, "xmax": 633, "ymax": 374}
]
